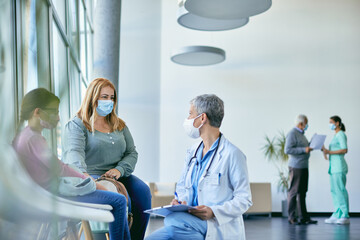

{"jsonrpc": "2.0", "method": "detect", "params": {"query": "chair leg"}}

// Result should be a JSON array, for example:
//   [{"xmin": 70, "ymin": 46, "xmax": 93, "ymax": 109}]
[
  {"xmin": 105, "ymin": 233, "xmax": 110, "ymax": 240},
  {"xmin": 81, "ymin": 220, "xmax": 94, "ymax": 240},
  {"xmin": 67, "ymin": 221, "xmax": 79, "ymax": 240},
  {"xmin": 36, "ymin": 223, "xmax": 50, "ymax": 240},
  {"xmin": 78, "ymin": 224, "xmax": 83, "ymax": 240}
]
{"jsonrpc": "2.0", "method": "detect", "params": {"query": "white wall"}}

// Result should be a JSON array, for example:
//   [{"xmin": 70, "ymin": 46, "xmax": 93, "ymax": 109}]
[
  {"xmin": 119, "ymin": 0, "xmax": 360, "ymax": 212},
  {"xmin": 119, "ymin": 0, "xmax": 161, "ymax": 181},
  {"xmin": 159, "ymin": 0, "xmax": 360, "ymax": 212}
]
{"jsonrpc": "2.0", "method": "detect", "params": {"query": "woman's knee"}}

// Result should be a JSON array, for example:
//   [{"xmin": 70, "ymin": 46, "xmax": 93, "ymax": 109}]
[
  {"xmin": 113, "ymin": 193, "xmax": 127, "ymax": 208},
  {"xmin": 142, "ymin": 183, "xmax": 151, "ymax": 200},
  {"xmin": 131, "ymin": 177, "xmax": 152, "ymax": 202},
  {"xmin": 135, "ymin": 177, "xmax": 151, "ymax": 195}
]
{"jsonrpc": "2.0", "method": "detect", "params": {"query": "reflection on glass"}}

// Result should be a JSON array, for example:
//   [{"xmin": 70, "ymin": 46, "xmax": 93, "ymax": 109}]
[{"xmin": 52, "ymin": 22, "xmax": 69, "ymax": 159}]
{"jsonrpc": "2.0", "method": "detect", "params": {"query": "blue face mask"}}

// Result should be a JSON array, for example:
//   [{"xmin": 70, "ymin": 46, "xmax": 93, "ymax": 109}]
[
  {"xmin": 96, "ymin": 100, "xmax": 114, "ymax": 116},
  {"xmin": 304, "ymin": 124, "xmax": 309, "ymax": 131},
  {"xmin": 329, "ymin": 123, "xmax": 336, "ymax": 131}
]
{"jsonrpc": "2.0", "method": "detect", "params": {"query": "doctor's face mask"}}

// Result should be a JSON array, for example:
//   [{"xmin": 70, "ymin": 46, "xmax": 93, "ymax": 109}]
[{"xmin": 183, "ymin": 114, "xmax": 204, "ymax": 139}]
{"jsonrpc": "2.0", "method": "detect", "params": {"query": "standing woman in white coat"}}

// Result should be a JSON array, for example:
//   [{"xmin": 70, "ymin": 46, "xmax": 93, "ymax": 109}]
[{"xmin": 146, "ymin": 94, "xmax": 252, "ymax": 240}]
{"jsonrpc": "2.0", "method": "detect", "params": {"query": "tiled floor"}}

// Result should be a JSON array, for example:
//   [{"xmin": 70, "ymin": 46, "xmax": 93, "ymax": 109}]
[{"xmin": 145, "ymin": 216, "xmax": 360, "ymax": 240}]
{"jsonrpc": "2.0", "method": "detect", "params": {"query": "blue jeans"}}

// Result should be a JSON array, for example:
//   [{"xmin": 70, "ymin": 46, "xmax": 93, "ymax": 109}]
[
  {"xmin": 145, "ymin": 212, "xmax": 207, "ymax": 240},
  {"xmin": 66, "ymin": 190, "xmax": 130, "ymax": 240},
  {"xmin": 119, "ymin": 174, "xmax": 151, "ymax": 240},
  {"xmin": 93, "ymin": 174, "xmax": 152, "ymax": 240}
]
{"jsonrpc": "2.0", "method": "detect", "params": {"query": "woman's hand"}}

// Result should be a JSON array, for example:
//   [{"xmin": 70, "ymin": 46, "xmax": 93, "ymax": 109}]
[
  {"xmin": 322, "ymin": 146, "xmax": 329, "ymax": 160},
  {"xmin": 105, "ymin": 168, "xmax": 121, "ymax": 179},
  {"xmin": 323, "ymin": 148, "xmax": 330, "ymax": 155},
  {"xmin": 323, "ymin": 151, "xmax": 328, "ymax": 160},
  {"xmin": 189, "ymin": 205, "xmax": 215, "ymax": 220}
]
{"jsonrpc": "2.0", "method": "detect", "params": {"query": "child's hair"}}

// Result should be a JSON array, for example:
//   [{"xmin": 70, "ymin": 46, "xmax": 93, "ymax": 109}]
[{"xmin": 18, "ymin": 88, "xmax": 60, "ymax": 128}]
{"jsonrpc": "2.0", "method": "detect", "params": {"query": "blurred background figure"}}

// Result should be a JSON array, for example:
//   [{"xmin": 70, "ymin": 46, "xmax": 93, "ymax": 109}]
[
  {"xmin": 323, "ymin": 116, "xmax": 350, "ymax": 225},
  {"xmin": 285, "ymin": 114, "xmax": 317, "ymax": 225}
]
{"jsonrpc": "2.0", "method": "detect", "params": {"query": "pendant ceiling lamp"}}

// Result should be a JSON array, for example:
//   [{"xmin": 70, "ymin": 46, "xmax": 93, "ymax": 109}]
[
  {"xmin": 171, "ymin": 46, "xmax": 225, "ymax": 66},
  {"xmin": 184, "ymin": 0, "xmax": 272, "ymax": 20},
  {"xmin": 177, "ymin": 6, "xmax": 249, "ymax": 31}
]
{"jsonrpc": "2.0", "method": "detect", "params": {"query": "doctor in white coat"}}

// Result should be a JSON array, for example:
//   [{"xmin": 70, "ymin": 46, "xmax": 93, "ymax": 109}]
[{"xmin": 146, "ymin": 94, "xmax": 252, "ymax": 240}]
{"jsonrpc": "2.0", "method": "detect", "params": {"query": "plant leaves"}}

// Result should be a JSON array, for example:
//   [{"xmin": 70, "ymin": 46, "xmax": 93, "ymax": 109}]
[{"xmin": 262, "ymin": 132, "xmax": 290, "ymax": 193}]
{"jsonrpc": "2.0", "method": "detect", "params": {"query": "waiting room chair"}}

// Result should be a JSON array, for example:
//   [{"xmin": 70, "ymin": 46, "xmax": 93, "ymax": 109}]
[{"xmin": 0, "ymin": 143, "xmax": 114, "ymax": 240}]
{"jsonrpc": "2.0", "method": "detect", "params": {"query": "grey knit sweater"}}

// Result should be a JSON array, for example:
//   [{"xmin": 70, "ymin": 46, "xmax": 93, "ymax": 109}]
[{"xmin": 284, "ymin": 128, "xmax": 310, "ymax": 169}]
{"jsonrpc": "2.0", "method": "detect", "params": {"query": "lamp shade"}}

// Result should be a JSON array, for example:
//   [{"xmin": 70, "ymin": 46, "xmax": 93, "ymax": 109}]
[
  {"xmin": 177, "ymin": 6, "xmax": 249, "ymax": 31},
  {"xmin": 184, "ymin": 0, "xmax": 272, "ymax": 20},
  {"xmin": 171, "ymin": 46, "xmax": 225, "ymax": 66}
]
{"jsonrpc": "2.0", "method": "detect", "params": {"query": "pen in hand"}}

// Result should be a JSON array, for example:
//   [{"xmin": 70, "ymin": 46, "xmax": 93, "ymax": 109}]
[{"xmin": 174, "ymin": 191, "xmax": 181, "ymax": 204}]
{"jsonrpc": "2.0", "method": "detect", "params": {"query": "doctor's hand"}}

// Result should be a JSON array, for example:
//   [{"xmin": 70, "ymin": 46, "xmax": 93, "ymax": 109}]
[
  {"xmin": 189, "ymin": 205, "xmax": 215, "ymax": 220},
  {"xmin": 170, "ymin": 199, "xmax": 187, "ymax": 205}
]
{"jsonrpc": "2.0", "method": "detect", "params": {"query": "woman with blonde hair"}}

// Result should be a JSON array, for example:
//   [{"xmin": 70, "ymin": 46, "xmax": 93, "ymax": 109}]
[{"xmin": 63, "ymin": 78, "xmax": 151, "ymax": 239}]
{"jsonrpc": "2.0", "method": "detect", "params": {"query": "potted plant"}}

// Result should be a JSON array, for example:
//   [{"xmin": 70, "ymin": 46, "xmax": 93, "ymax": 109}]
[{"xmin": 261, "ymin": 131, "xmax": 289, "ymax": 217}]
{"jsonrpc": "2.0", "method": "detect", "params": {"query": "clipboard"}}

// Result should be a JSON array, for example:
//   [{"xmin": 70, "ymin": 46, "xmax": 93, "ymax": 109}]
[
  {"xmin": 309, "ymin": 133, "xmax": 326, "ymax": 150},
  {"xmin": 144, "ymin": 204, "xmax": 196, "ymax": 217}
]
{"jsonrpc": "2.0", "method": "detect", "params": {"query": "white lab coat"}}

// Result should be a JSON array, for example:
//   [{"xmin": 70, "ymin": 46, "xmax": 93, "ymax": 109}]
[{"xmin": 176, "ymin": 135, "xmax": 252, "ymax": 240}]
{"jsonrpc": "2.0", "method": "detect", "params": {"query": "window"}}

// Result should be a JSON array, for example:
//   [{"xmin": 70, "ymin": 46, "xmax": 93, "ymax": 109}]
[
  {"xmin": 87, "ymin": 21, "xmax": 94, "ymax": 79},
  {"xmin": 0, "ymin": 0, "xmax": 17, "ymax": 141},
  {"xmin": 69, "ymin": 58, "xmax": 81, "ymax": 116},
  {"xmin": 68, "ymin": 0, "xmax": 80, "ymax": 59},
  {"xmin": 79, "ymin": 2, "xmax": 87, "ymax": 78},
  {"xmin": 4, "ymin": 0, "xmax": 95, "ymax": 154},
  {"xmin": 52, "ymin": 0, "xmax": 66, "ymax": 31},
  {"xmin": 50, "ymin": 0, "xmax": 94, "ymax": 158},
  {"xmin": 52, "ymin": 22, "xmax": 69, "ymax": 158},
  {"xmin": 22, "ymin": 0, "xmax": 50, "ymax": 93},
  {"xmin": 26, "ymin": 0, "xmax": 39, "ymax": 92},
  {"xmin": 1, "ymin": 0, "xmax": 95, "ymax": 236}
]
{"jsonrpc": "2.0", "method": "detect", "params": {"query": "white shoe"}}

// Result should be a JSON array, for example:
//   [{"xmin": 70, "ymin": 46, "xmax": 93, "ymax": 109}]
[
  {"xmin": 325, "ymin": 216, "xmax": 338, "ymax": 224},
  {"xmin": 336, "ymin": 218, "xmax": 350, "ymax": 225}
]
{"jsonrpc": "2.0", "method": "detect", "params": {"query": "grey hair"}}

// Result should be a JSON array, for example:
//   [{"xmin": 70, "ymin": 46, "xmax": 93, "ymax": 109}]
[
  {"xmin": 295, "ymin": 114, "xmax": 308, "ymax": 125},
  {"xmin": 190, "ymin": 94, "xmax": 224, "ymax": 128}
]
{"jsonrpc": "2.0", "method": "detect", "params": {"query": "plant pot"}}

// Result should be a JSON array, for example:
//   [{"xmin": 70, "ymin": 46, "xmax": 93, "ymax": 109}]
[{"xmin": 281, "ymin": 199, "xmax": 288, "ymax": 218}]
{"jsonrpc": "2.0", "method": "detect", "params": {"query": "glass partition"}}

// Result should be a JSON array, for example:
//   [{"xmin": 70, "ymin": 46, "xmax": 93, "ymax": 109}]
[{"xmin": 52, "ymin": 22, "xmax": 70, "ymax": 158}]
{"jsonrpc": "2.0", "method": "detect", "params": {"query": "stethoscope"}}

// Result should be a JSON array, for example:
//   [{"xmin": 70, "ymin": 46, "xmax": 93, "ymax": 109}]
[{"xmin": 184, "ymin": 133, "xmax": 222, "ymax": 187}]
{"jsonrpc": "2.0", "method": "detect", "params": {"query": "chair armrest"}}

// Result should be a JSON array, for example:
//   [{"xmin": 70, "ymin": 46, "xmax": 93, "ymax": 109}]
[{"xmin": 55, "ymin": 196, "xmax": 113, "ymax": 211}]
